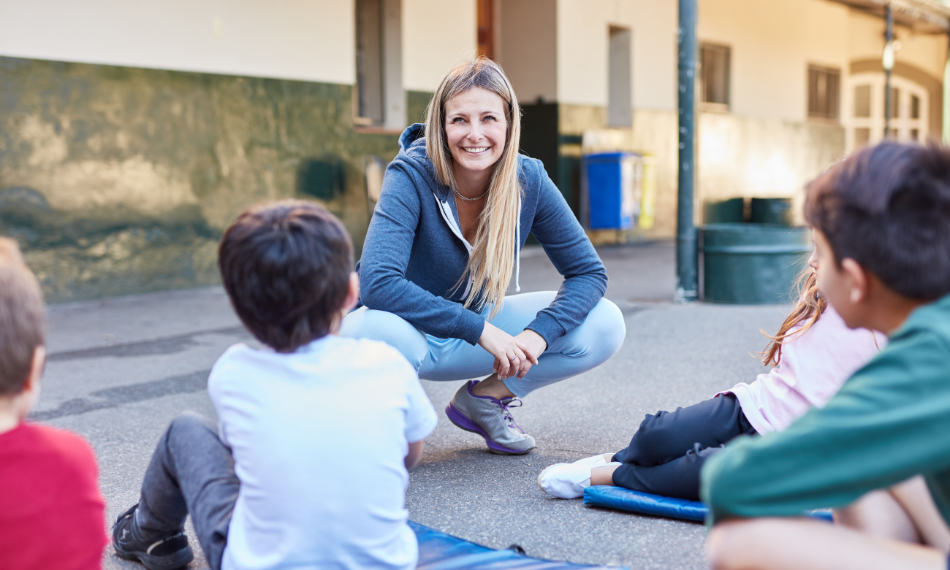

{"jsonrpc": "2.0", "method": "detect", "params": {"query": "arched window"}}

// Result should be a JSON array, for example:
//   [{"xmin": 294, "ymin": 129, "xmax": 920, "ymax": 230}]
[{"xmin": 844, "ymin": 73, "xmax": 928, "ymax": 151}]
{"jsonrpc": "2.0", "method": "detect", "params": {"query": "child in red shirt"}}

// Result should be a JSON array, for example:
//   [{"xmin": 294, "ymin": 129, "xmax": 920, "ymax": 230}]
[{"xmin": 0, "ymin": 238, "xmax": 107, "ymax": 570}]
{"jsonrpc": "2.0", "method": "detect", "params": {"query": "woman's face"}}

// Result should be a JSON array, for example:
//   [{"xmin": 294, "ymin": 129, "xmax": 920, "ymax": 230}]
[{"xmin": 443, "ymin": 87, "xmax": 508, "ymax": 178}]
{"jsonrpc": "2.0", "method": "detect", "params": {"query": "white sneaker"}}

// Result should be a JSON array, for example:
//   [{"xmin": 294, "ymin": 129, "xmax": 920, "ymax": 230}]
[{"xmin": 537, "ymin": 454, "xmax": 611, "ymax": 499}]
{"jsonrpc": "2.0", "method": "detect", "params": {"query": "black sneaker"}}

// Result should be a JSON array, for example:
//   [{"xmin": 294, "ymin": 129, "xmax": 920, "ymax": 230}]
[{"xmin": 112, "ymin": 504, "xmax": 194, "ymax": 570}]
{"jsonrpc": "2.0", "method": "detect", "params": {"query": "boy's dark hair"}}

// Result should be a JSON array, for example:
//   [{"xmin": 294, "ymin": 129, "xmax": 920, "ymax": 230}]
[
  {"xmin": 218, "ymin": 200, "xmax": 353, "ymax": 352},
  {"xmin": 0, "ymin": 238, "xmax": 46, "ymax": 396},
  {"xmin": 804, "ymin": 141, "xmax": 950, "ymax": 300}
]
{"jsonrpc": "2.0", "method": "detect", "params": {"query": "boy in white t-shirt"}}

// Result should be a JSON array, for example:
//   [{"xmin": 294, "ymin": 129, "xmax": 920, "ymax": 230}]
[{"xmin": 112, "ymin": 200, "xmax": 438, "ymax": 570}]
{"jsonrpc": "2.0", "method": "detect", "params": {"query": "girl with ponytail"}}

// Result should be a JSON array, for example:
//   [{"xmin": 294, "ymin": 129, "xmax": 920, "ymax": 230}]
[{"xmin": 538, "ymin": 245, "xmax": 885, "ymax": 500}]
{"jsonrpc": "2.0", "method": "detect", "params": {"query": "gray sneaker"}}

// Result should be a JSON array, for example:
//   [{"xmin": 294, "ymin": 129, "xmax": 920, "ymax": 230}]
[{"xmin": 445, "ymin": 380, "xmax": 537, "ymax": 455}]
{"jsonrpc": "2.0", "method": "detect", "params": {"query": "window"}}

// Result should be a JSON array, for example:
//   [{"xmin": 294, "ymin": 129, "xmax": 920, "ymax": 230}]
[
  {"xmin": 854, "ymin": 85, "xmax": 871, "ymax": 118},
  {"xmin": 884, "ymin": 86, "xmax": 899, "ymax": 122},
  {"xmin": 846, "ymin": 73, "xmax": 928, "ymax": 151},
  {"xmin": 808, "ymin": 65, "xmax": 840, "ymax": 120},
  {"xmin": 607, "ymin": 26, "xmax": 632, "ymax": 127},
  {"xmin": 355, "ymin": 0, "xmax": 404, "ymax": 129},
  {"xmin": 700, "ymin": 43, "xmax": 730, "ymax": 109},
  {"xmin": 356, "ymin": 0, "xmax": 384, "ymax": 124},
  {"xmin": 854, "ymin": 128, "xmax": 871, "ymax": 148}
]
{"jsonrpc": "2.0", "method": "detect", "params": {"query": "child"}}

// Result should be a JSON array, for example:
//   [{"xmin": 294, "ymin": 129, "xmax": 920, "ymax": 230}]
[
  {"xmin": 0, "ymin": 238, "xmax": 107, "ymax": 569},
  {"xmin": 112, "ymin": 201, "xmax": 438, "ymax": 570},
  {"xmin": 537, "ymin": 253, "xmax": 885, "ymax": 501},
  {"xmin": 702, "ymin": 141, "xmax": 950, "ymax": 570}
]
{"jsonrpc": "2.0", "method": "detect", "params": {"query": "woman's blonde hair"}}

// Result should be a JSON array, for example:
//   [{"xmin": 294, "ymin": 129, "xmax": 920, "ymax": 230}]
[
  {"xmin": 424, "ymin": 57, "xmax": 522, "ymax": 319},
  {"xmin": 760, "ymin": 266, "xmax": 826, "ymax": 366}
]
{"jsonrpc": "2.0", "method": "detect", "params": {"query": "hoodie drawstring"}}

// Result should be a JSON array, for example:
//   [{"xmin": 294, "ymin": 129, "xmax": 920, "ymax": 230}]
[{"xmin": 515, "ymin": 193, "xmax": 521, "ymax": 293}]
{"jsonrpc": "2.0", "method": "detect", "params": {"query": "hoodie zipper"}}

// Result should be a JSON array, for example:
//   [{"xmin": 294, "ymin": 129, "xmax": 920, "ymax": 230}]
[{"xmin": 431, "ymin": 191, "xmax": 522, "ymax": 299}]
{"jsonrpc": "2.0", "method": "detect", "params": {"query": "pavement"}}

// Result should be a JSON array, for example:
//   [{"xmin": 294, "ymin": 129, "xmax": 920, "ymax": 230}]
[{"xmin": 36, "ymin": 240, "xmax": 793, "ymax": 570}]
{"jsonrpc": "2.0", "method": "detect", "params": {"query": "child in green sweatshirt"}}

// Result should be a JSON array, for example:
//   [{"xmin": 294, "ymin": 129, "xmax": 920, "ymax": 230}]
[{"xmin": 702, "ymin": 141, "xmax": 950, "ymax": 570}]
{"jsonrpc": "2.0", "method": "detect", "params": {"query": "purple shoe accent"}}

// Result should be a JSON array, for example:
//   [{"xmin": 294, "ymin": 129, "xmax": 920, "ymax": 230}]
[
  {"xmin": 445, "ymin": 402, "xmax": 530, "ymax": 455},
  {"xmin": 463, "ymin": 381, "xmax": 527, "ymax": 434}
]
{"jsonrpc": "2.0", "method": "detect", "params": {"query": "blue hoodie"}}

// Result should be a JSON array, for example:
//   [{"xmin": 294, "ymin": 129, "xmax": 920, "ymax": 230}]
[{"xmin": 357, "ymin": 123, "xmax": 608, "ymax": 347}]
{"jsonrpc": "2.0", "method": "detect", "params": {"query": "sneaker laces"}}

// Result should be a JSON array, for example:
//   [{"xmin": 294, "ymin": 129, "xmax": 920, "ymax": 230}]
[{"xmin": 497, "ymin": 397, "xmax": 525, "ymax": 434}]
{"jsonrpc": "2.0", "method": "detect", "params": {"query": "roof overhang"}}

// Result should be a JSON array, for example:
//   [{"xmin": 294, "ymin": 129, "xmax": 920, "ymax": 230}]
[{"xmin": 830, "ymin": 0, "xmax": 950, "ymax": 33}]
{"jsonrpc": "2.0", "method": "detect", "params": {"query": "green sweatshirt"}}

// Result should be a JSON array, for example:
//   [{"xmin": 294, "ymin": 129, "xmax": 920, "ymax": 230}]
[{"xmin": 702, "ymin": 293, "xmax": 950, "ymax": 525}]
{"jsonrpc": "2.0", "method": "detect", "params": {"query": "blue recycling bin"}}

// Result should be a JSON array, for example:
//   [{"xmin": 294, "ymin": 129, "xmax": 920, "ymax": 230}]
[{"xmin": 585, "ymin": 152, "xmax": 638, "ymax": 230}]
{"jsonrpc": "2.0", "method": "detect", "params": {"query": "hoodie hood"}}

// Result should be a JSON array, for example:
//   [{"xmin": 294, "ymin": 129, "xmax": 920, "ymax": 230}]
[{"xmin": 396, "ymin": 123, "xmax": 448, "ymax": 199}]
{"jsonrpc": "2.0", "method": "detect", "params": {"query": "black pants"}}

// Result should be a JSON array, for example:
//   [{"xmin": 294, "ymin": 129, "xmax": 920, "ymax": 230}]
[
  {"xmin": 134, "ymin": 412, "xmax": 239, "ymax": 570},
  {"xmin": 611, "ymin": 394, "xmax": 757, "ymax": 501}
]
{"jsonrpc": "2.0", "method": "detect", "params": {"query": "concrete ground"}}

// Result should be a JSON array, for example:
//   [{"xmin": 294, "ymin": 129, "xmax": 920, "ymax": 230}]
[{"xmin": 36, "ymin": 241, "xmax": 792, "ymax": 570}]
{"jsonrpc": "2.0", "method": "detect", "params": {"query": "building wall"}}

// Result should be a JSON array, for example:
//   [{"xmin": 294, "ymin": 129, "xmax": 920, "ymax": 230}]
[
  {"xmin": 499, "ymin": 0, "xmax": 558, "ymax": 103},
  {"xmin": 0, "ymin": 0, "xmax": 355, "ymax": 84},
  {"xmin": 552, "ymin": 0, "xmax": 894, "ymax": 237},
  {"xmin": 0, "ymin": 57, "xmax": 401, "ymax": 302},
  {"xmin": 698, "ymin": 114, "xmax": 845, "ymax": 223},
  {"xmin": 848, "ymin": 8, "xmax": 948, "ymax": 82},
  {"xmin": 403, "ymin": 0, "xmax": 477, "ymax": 92},
  {"xmin": 555, "ymin": 0, "xmax": 676, "ymax": 110},
  {"xmin": 699, "ymin": 0, "xmax": 851, "ymax": 122},
  {"xmin": 0, "ymin": 1, "xmax": 483, "ymax": 302}
]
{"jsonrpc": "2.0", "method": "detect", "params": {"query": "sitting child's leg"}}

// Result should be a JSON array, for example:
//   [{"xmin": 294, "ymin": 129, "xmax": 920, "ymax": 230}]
[
  {"xmin": 836, "ymin": 476, "xmax": 950, "ymax": 551},
  {"xmin": 706, "ymin": 517, "xmax": 946, "ymax": 570},
  {"xmin": 595, "ymin": 444, "xmax": 723, "ymax": 501},
  {"xmin": 538, "ymin": 395, "xmax": 754, "ymax": 500},
  {"xmin": 834, "ymin": 487, "xmax": 920, "ymax": 543},
  {"xmin": 891, "ymin": 477, "xmax": 950, "ymax": 552},
  {"xmin": 114, "ymin": 411, "xmax": 239, "ymax": 570},
  {"xmin": 613, "ymin": 394, "xmax": 755, "ymax": 467}
]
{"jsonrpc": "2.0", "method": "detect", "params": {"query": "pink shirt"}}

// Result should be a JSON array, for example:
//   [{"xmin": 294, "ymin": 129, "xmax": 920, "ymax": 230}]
[{"xmin": 721, "ymin": 305, "xmax": 887, "ymax": 434}]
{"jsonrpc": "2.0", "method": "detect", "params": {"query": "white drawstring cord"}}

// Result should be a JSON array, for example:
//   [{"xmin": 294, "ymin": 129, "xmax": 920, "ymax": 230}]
[{"xmin": 515, "ymin": 193, "xmax": 521, "ymax": 293}]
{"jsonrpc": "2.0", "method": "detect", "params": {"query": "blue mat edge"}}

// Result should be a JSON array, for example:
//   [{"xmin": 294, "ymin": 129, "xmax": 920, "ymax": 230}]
[
  {"xmin": 583, "ymin": 486, "xmax": 834, "ymax": 523},
  {"xmin": 410, "ymin": 520, "xmax": 629, "ymax": 569}
]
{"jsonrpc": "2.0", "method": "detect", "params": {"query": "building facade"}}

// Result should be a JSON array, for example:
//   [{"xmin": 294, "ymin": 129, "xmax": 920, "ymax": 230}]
[{"xmin": 0, "ymin": 0, "xmax": 946, "ymax": 301}]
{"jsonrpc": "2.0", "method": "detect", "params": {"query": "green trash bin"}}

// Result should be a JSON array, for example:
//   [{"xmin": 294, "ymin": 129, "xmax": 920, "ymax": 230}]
[
  {"xmin": 750, "ymin": 198, "xmax": 793, "ymax": 226},
  {"xmin": 702, "ymin": 223, "xmax": 811, "ymax": 304},
  {"xmin": 703, "ymin": 198, "xmax": 745, "ymax": 224}
]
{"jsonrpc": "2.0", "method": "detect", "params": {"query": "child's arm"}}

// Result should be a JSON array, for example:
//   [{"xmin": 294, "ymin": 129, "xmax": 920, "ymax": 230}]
[
  {"xmin": 702, "ymin": 332, "xmax": 950, "ymax": 524},
  {"xmin": 398, "ymin": 353, "xmax": 437, "ymax": 471},
  {"xmin": 405, "ymin": 440, "xmax": 425, "ymax": 470}
]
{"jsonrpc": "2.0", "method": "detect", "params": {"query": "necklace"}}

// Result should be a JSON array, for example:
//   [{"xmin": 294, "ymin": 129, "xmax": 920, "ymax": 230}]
[{"xmin": 453, "ymin": 187, "xmax": 489, "ymax": 202}]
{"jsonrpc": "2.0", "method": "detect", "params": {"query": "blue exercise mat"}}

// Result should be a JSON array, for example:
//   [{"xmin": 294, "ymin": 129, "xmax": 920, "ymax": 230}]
[
  {"xmin": 411, "ymin": 521, "xmax": 625, "ymax": 569},
  {"xmin": 583, "ymin": 486, "xmax": 834, "ymax": 523}
]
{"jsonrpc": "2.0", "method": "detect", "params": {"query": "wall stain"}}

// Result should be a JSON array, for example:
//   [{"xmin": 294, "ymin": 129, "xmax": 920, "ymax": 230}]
[{"xmin": 0, "ymin": 56, "xmax": 414, "ymax": 302}]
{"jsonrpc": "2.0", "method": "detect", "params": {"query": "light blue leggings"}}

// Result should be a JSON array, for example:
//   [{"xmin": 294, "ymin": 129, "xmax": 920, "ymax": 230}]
[{"xmin": 339, "ymin": 291, "xmax": 626, "ymax": 398}]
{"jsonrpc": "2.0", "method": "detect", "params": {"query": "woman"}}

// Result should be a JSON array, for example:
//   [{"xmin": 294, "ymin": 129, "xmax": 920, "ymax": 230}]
[{"xmin": 341, "ymin": 58, "xmax": 625, "ymax": 455}]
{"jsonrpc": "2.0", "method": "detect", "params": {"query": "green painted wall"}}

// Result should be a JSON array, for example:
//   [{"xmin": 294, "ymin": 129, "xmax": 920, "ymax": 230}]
[
  {"xmin": 406, "ymin": 90, "xmax": 433, "ymax": 126},
  {"xmin": 0, "ymin": 56, "xmax": 408, "ymax": 302}
]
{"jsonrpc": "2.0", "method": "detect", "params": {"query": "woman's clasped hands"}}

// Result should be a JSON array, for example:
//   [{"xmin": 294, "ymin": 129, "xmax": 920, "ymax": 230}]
[{"xmin": 477, "ymin": 322, "xmax": 547, "ymax": 380}]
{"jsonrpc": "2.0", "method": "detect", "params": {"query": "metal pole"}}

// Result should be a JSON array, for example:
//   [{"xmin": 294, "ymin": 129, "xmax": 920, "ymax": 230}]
[
  {"xmin": 676, "ymin": 0, "xmax": 698, "ymax": 303},
  {"xmin": 884, "ymin": 2, "xmax": 894, "ymax": 138}
]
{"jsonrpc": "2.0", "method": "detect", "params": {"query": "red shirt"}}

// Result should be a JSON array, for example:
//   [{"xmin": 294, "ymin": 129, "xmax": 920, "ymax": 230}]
[{"xmin": 0, "ymin": 422, "xmax": 107, "ymax": 570}]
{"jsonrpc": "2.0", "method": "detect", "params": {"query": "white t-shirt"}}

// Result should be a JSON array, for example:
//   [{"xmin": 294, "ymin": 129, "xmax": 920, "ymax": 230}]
[
  {"xmin": 721, "ymin": 305, "xmax": 887, "ymax": 434},
  {"xmin": 207, "ymin": 335, "xmax": 438, "ymax": 570}
]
